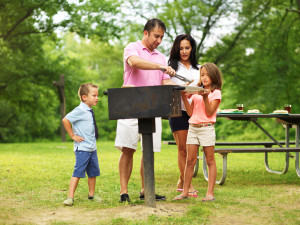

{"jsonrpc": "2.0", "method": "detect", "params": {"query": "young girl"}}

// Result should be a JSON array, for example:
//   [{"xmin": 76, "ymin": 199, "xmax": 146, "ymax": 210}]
[{"xmin": 173, "ymin": 63, "xmax": 222, "ymax": 201}]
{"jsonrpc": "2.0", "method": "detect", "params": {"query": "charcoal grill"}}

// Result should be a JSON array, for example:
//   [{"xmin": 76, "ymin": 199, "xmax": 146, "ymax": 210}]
[{"xmin": 104, "ymin": 85, "xmax": 184, "ymax": 207}]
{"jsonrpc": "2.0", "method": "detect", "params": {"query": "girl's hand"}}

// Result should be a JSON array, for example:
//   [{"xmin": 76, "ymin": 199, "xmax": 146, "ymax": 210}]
[
  {"xmin": 181, "ymin": 91, "xmax": 193, "ymax": 100},
  {"xmin": 181, "ymin": 92, "xmax": 192, "ymax": 98},
  {"xmin": 198, "ymin": 89, "xmax": 209, "ymax": 96},
  {"xmin": 71, "ymin": 135, "xmax": 85, "ymax": 143}
]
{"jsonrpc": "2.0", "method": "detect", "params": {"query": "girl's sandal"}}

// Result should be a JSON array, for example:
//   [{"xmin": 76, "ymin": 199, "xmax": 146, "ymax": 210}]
[
  {"xmin": 188, "ymin": 191, "xmax": 198, "ymax": 198},
  {"xmin": 202, "ymin": 196, "xmax": 216, "ymax": 202},
  {"xmin": 173, "ymin": 195, "xmax": 189, "ymax": 201}
]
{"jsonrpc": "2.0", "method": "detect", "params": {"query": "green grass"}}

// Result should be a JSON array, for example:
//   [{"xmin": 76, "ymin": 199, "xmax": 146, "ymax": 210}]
[{"xmin": 0, "ymin": 141, "xmax": 299, "ymax": 224}]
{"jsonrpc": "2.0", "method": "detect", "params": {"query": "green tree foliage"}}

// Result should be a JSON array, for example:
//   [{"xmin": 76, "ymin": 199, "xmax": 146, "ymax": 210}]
[
  {"xmin": 204, "ymin": 0, "xmax": 300, "ymax": 140},
  {"xmin": 58, "ymin": 33, "xmax": 124, "ymax": 141},
  {"xmin": 205, "ymin": 0, "xmax": 300, "ymax": 107},
  {"xmin": 123, "ymin": 0, "xmax": 240, "ymax": 59},
  {"xmin": 0, "ymin": 0, "xmax": 121, "ymax": 142}
]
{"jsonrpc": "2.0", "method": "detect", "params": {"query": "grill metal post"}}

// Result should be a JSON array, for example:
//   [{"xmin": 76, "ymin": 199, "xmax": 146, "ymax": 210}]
[
  {"xmin": 138, "ymin": 118, "xmax": 156, "ymax": 208},
  {"xmin": 104, "ymin": 85, "xmax": 184, "ymax": 208}
]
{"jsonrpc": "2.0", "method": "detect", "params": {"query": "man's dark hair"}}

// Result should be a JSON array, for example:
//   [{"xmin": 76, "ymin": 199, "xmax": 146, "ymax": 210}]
[{"xmin": 143, "ymin": 18, "xmax": 166, "ymax": 33}]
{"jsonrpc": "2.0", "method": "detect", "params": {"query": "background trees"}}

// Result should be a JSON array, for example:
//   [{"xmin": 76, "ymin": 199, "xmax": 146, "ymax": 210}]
[
  {"xmin": 0, "ymin": 0, "xmax": 299, "ymax": 142},
  {"xmin": 0, "ymin": 0, "xmax": 121, "ymax": 142}
]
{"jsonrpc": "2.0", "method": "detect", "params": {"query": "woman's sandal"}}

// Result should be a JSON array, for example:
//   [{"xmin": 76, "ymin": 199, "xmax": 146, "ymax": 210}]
[
  {"xmin": 202, "ymin": 196, "xmax": 216, "ymax": 202},
  {"xmin": 173, "ymin": 195, "xmax": 189, "ymax": 201},
  {"xmin": 188, "ymin": 191, "xmax": 198, "ymax": 198}
]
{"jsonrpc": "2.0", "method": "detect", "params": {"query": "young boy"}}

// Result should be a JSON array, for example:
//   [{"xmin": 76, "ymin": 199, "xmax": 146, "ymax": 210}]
[{"xmin": 62, "ymin": 83, "xmax": 101, "ymax": 206}]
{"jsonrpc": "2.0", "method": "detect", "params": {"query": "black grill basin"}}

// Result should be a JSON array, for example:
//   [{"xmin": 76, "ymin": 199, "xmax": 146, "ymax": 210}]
[{"xmin": 105, "ymin": 85, "xmax": 184, "ymax": 120}]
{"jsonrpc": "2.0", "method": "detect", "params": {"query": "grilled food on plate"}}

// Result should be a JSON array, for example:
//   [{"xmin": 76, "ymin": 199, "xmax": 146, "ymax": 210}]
[
  {"xmin": 273, "ymin": 110, "xmax": 289, "ymax": 114},
  {"xmin": 247, "ymin": 109, "xmax": 260, "ymax": 113}
]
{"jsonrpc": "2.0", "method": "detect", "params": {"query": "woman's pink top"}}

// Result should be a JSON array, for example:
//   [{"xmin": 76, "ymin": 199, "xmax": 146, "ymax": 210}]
[{"xmin": 188, "ymin": 89, "xmax": 222, "ymax": 124}]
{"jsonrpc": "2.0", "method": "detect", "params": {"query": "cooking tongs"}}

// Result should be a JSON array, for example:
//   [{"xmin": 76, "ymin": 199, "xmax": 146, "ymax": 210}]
[
  {"xmin": 160, "ymin": 68, "xmax": 193, "ymax": 83},
  {"xmin": 173, "ymin": 73, "xmax": 193, "ymax": 83}
]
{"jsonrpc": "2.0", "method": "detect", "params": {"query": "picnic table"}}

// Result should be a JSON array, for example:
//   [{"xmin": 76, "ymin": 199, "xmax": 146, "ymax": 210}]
[{"xmin": 165, "ymin": 113, "xmax": 300, "ymax": 185}]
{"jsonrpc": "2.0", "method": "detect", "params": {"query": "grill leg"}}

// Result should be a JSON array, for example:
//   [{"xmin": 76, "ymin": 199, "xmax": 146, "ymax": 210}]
[
  {"xmin": 139, "ymin": 118, "xmax": 156, "ymax": 208},
  {"xmin": 141, "ymin": 133, "xmax": 156, "ymax": 207}
]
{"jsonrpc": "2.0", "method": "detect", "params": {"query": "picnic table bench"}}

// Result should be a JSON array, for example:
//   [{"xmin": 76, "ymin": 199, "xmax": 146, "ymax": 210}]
[{"xmin": 164, "ymin": 113, "xmax": 300, "ymax": 185}]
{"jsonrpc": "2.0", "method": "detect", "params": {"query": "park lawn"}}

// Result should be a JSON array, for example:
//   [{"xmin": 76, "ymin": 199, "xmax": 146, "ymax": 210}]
[{"xmin": 0, "ymin": 141, "xmax": 299, "ymax": 225}]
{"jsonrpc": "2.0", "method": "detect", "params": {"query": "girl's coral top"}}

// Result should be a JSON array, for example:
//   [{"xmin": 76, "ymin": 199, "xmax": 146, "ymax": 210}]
[{"xmin": 188, "ymin": 89, "xmax": 222, "ymax": 124}]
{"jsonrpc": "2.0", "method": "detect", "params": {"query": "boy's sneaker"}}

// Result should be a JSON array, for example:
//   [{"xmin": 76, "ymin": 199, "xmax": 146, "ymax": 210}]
[
  {"xmin": 63, "ymin": 197, "xmax": 74, "ymax": 206},
  {"xmin": 88, "ymin": 195, "xmax": 102, "ymax": 202},
  {"xmin": 139, "ymin": 192, "xmax": 166, "ymax": 201},
  {"xmin": 119, "ymin": 193, "xmax": 130, "ymax": 203}
]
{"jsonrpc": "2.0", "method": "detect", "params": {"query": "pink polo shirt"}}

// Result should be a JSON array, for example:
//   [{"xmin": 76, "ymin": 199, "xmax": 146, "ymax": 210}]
[
  {"xmin": 123, "ymin": 41, "xmax": 170, "ymax": 86},
  {"xmin": 189, "ymin": 89, "xmax": 222, "ymax": 124}
]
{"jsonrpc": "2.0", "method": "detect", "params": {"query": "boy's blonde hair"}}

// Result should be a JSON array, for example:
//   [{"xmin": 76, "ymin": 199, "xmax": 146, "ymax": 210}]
[
  {"xmin": 78, "ymin": 83, "xmax": 98, "ymax": 101},
  {"xmin": 197, "ymin": 63, "xmax": 223, "ymax": 91}
]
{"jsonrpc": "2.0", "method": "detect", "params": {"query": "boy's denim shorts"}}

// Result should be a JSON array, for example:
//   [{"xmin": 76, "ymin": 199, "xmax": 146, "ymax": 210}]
[{"xmin": 72, "ymin": 150, "xmax": 100, "ymax": 178}]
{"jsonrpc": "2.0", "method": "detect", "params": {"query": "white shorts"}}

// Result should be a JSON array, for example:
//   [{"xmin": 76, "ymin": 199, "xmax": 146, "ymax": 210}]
[
  {"xmin": 115, "ymin": 118, "xmax": 162, "ymax": 152},
  {"xmin": 186, "ymin": 125, "xmax": 215, "ymax": 146}
]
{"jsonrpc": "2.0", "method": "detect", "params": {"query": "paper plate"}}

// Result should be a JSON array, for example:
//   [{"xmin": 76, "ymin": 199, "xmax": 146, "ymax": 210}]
[{"xmin": 182, "ymin": 86, "xmax": 206, "ymax": 94}]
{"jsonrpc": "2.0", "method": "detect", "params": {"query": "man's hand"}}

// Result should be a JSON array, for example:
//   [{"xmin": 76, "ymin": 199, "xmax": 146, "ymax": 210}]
[{"xmin": 160, "ymin": 66, "xmax": 176, "ymax": 77}]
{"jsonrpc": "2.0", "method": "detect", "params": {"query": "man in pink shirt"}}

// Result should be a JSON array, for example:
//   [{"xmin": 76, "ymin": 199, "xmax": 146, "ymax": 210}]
[{"xmin": 115, "ymin": 18, "xmax": 176, "ymax": 203}]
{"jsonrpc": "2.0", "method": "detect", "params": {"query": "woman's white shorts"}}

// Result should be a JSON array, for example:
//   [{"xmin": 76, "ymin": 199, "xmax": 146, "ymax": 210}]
[{"xmin": 115, "ymin": 118, "xmax": 162, "ymax": 152}]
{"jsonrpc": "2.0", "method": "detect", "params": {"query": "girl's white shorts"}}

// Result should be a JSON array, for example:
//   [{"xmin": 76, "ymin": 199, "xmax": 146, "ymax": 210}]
[
  {"xmin": 115, "ymin": 118, "xmax": 162, "ymax": 152},
  {"xmin": 186, "ymin": 125, "xmax": 215, "ymax": 146}
]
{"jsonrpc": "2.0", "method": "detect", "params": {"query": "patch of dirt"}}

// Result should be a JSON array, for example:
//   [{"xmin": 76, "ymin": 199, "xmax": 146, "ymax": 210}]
[
  {"xmin": 4, "ymin": 186, "xmax": 299, "ymax": 224},
  {"xmin": 18, "ymin": 203, "xmax": 188, "ymax": 225}
]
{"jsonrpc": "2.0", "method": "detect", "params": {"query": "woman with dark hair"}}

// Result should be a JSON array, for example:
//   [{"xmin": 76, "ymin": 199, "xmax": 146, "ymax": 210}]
[{"xmin": 168, "ymin": 34, "xmax": 200, "ymax": 196}]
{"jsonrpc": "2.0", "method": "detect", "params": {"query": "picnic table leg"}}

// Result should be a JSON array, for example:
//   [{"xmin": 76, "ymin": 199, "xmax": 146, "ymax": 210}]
[
  {"xmin": 252, "ymin": 121, "xmax": 284, "ymax": 147},
  {"xmin": 202, "ymin": 152, "xmax": 227, "ymax": 185},
  {"xmin": 296, "ymin": 125, "xmax": 300, "ymax": 178},
  {"xmin": 264, "ymin": 124, "xmax": 290, "ymax": 174}
]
